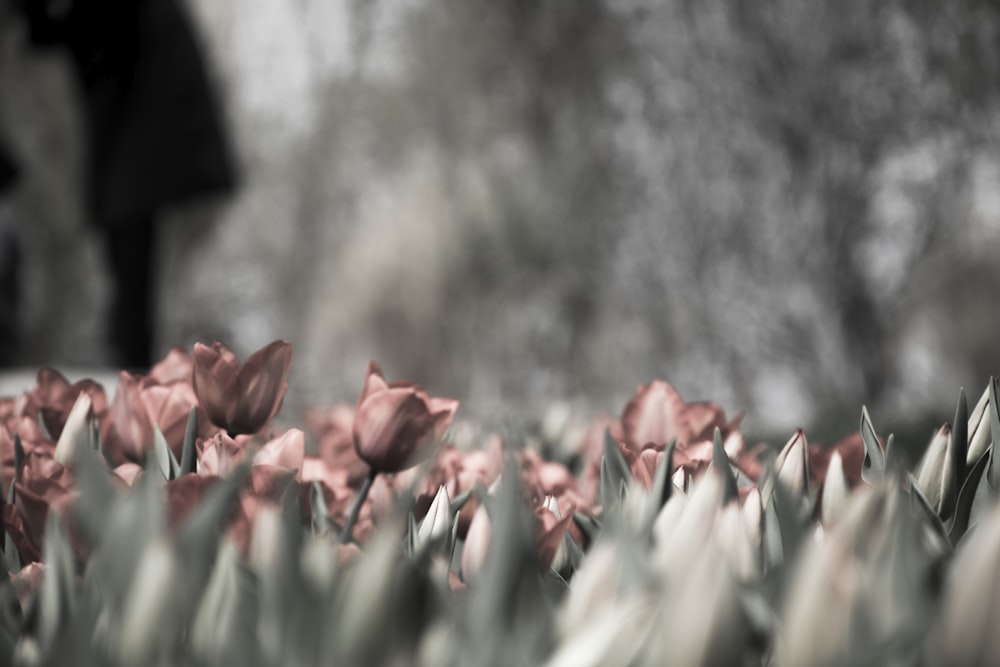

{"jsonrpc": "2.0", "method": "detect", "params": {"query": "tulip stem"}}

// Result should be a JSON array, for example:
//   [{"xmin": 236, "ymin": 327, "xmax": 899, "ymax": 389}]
[{"xmin": 340, "ymin": 469, "xmax": 377, "ymax": 543}]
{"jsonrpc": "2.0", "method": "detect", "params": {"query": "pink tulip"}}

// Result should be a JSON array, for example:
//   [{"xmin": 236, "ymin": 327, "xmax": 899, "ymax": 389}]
[
  {"xmin": 352, "ymin": 362, "xmax": 458, "ymax": 473},
  {"xmin": 101, "ymin": 371, "xmax": 155, "ymax": 465},
  {"xmin": 620, "ymin": 379, "xmax": 741, "ymax": 451},
  {"xmin": 148, "ymin": 347, "xmax": 195, "ymax": 385},
  {"xmin": 253, "ymin": 428, "xmax": 306, "ymax": 478},
  {"xmin": 24, "ymin": 368, "xmax": 107, "ymax": 440},
  {"xmin": 192, "ymin": 340, "xmax": 293, "ymax": 436}
]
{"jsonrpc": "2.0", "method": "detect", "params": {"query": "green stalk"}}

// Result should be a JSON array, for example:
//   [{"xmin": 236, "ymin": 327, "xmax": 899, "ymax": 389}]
[{"xmin": 340, "ymin": 468, "xmax": 378, "ymax": 543}]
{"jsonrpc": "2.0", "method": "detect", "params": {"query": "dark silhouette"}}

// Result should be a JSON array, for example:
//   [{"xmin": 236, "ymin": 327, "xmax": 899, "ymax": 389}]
[
  {"xmin": 0, "ymin": 136, "xmax": 16, "ymax": 192},
  {"xmin": 0, "ymin": 134, "xmax": 20, "ymax": 366},
  {"xmin": 16, "ymin": 0, "xmax": 237, "ymax": 369}
]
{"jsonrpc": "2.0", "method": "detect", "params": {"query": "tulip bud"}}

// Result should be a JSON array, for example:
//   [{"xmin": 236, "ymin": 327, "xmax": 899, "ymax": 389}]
[
  {"xmin": 915, "ymin": 423, "xmax": 955, "ymax": 516},
  {"xmin": 416, "ymin": 485, "xmax": 452, "ymax": 551},
  {"xmin": 120, "ymin": 539, "xmax": 177, "ymax": 665},
  {"xmin": 933, "ymin": 499, "xmax": 1000, "ymax": 665},
  {"xmin": 536, "ymin": 504, "xmax": 575, "ymax": 573},
  {"xmin": 776, "ymin": 430, "xmax": 810, "ymax": 498},
  {"xmin": 653, "ymin": 473, "xmax": 722, "ymax": 581},
  {"xmin": 248, "ymin": 503, "xmax": 283, "ymax": 573},
  {"xmin": 779, "ymin": 521, "xmax": 859, "ymax": 667},
  {"xmin": 714, "ymin": 503, "xmax": 759, "ymax": 580},
  {"xmin": 651, "ymin": 491, "xmax": 688, "ymax": 552},
  {"xmin": 820, "ymin": 450, "xmax": 850, "ymax": 526},
  {"xmin": 191, "ymin": 540, "xmax": 243, "ymax": 662},
  {"xmin": 741, "ymin": 487, "xmax": 762, "ymax": 547},
  {"xmin": 560, "ymin": 540, "xmax": 622, "ymax": 634},
  {"xmin": 546, "ymin": 598, "xmax": 653, "ymax": 667},
  {"xmin": 966, "ymin": 383, "xmax": 991, "ymax": 466},
  {"xmin": 462, "ymin": 504, "xmax": 491, "ymax": 580},
  {"xmin": 54, "ymin": 392, "xmax": 94, "ymax": 465},
  {"xmin": 352, "ymin": 362, "xmax": 458, "ymax": 473},
  {"xmin": 643, "ymin": 541, "xmax": 747, "ymax": 667}
]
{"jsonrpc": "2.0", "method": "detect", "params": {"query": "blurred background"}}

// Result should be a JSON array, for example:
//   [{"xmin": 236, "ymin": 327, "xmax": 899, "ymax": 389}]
[{"xmin": 1, "ymin": 0, "xmax": 999, "ymax": 444}]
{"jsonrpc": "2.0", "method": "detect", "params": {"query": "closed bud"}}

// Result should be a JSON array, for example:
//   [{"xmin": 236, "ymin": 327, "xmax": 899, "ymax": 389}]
[{"xmin": 776, "ymin": 430, "xmax": 810, "ymax": 498}]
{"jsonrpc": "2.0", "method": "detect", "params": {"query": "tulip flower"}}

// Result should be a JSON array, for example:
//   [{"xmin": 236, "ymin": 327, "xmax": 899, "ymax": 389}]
[
  {"xmin": 24, "ymin": 368, "xmax": 108, "ymax": 441},
  {"xmin": 776, "ymin": 430, "xmax": 810, "ymax": 498},
  {"xmin": 820, "ymin": 450, "xmax": 850, "ymax": 525},
  {"xmin": 148, "ymin": 347, "xmax": 195, "ymax": 385},
  {"xmin": 3, "ymin": 453, "xmax": 73, "ymax": 564},
  {"xmin": 352, "ymin": 362, "xmax": 458, "ymax": 474},
  {"xmin": 192, "ymin": 340, "xmax": 293, "ymax": 436},
  {"xmin": 915, "ymin": 423, "xmax": 957, "ymax": 517},
  {"xmin": 536, "ymin": 497, "xmax": 576, "ymax": 573},
  {"xmin": 101, "ymin": 372, "xmax": 155, "ymax": 465},
  {"xmin": 415, "ymin": 485, "xmax": 452, "ymax": 551},
  {"xmin": 252, "ymin": 428, "xmax": 305, "ymax": 476},
  {"xmin": 966, "ymin": 382, "xmax": 992, "ymax": 466},
  {"xmin": 461, "ymin": 504, "xmax": 491, "ymax": 580},
  {"xmin": 620, "ymin": 379, "xmax": 741, "ymax": 450},
  {"xmin": 101, "ymin": 371, "xmax": 215, "ymax": 466}
]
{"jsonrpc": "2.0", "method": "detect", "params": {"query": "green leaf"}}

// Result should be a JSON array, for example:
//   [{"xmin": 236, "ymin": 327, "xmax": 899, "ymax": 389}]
[
  {"xmin": 38, "ymin": 513, "xmax": 77, "ymax": 652},
  {"xmin": 908, "ymin": 473, "xmax": 950, "ymax": 549},
  {"xmin": 68, "ymin": 431, "xmax": 117, "ymax": 548},
  {"xmin": 406, "ymin": 512, "xmax": 419, "ymax": 558},
  {"xmin": 762, "ymin": 497, "xmax": 784, "ymax": 574},
  {"xmin": 713, "ymin": 428, "xmax": 738, "ymax": 504},
  {"xmin": 90, "ymin": 416, "xmax": 101, "ymax": 451},
  {"xmin": 599, "ymin": 429, "xmax": 631, "ymax": 513},
  {"xmin": 153, "ymin": 423, "xmax": 180, "ymax": 481},
  {"xmin": 176, "ymin": 463, "xmax": 252, "ymax": 588},
  {"xmin": 2, "ymin": 528, "xmax": 19, "ymax": 574},
  {"xmin": 191, "ymin": 540, "xmax": 263, "ymax": 666},
  {"xmin": 989, "ymin": 377, "xmax": 1000, "ymax": 494},
  {"xmin": 572, "ymin": 511, "xmax": 601, "ymax": 545},
  {"xmin": 770, "ymin": 469, "xmax": 805, "ymax": 563},
  {"xmin": 645, "ymin": 439, "xmax": 676, "ymax": 530},
  {"xmin": 950, "ymin": 388, "xmax": 969, "ymax": 519},
  {"xmin": 468, "ymin": 455, "xmax": 549, "ymax": 653},
  {"xmin": 761, "ymin": 458, "xmax": 805, "ymax": 571},
  {"xmin": 180, "ymin": 407, "xmax": 198, "ymax": 475},
  {"xmin": 947, "ymin": 450, "xmax": 989, "ymax": 546},
  {"xmin": 448, "ymin": 512, "xmax": 461, "ymax": 569},
  {"xmin": 310, "ymin": 480, "xmax": 332, "ymax": 537},
  {"xmin": 557, "ymin": 529, "xmax": 584, "ymax": 577},
  {"xmin": 0, "ymin": 569, "xmax": 21, "ymax": 661},
  {"xmin": 860, "ymin": 406, "xmax": 885, "ymax": 485},
  {"xmin": 540, "ymin": 569, "xmax": 570, "ymax": 605},
  {"xmin": 6, "ymin": 434, "xmax": 22, "ymax": 506},
  {"xmin": 449, "ymin": 487, "xmax": 474, "ymax": 517}
]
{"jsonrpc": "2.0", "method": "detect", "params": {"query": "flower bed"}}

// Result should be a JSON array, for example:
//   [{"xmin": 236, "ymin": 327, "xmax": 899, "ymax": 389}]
[{"xmin": 0, "ymin": 341, "xmax": 996, "ymax": 665}]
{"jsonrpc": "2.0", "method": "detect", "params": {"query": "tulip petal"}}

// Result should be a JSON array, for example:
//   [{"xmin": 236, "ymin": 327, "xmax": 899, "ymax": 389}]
[
  {"xmin": 621, "ymin": 380, "xmax": 686, "ymax": 448},
  {"xmin": 234, "ymin": 340, "xmax": 293, "ymax": 433},
  {"xmin": 193, "ymin": 342, "xmax": 241, "ymax": 430},
  {"xmin": 356, "ymin": 361, "xmax": 389, "ymax": 407},
  {"xmin": 354, "ymin": 390, "xmax": 437, "ymax": 472},
  {"xmin": 254, "ymin": 429, "xmax": 305, "ymax": 476}
]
